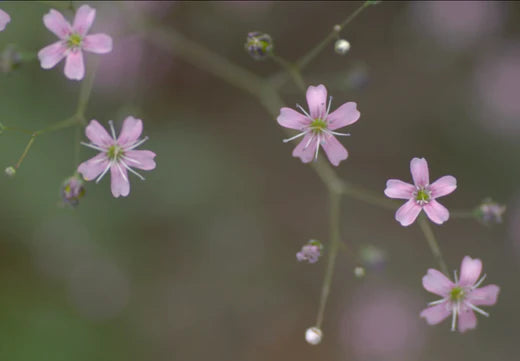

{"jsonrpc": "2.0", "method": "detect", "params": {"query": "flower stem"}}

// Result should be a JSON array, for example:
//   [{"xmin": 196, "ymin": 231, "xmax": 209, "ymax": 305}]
[
  {"xmin": 76, "ymin": 59, "xmax": 99, "ymax": 120},
  {"xmin": 269, "ymin": 54, "xmax": 306, "ymax": 92},
  {"xmin": 14, "ymin": 134, "xmax": 36, "ymax": 169},
  {"xmin": 418, "ymin": 216, "xmax": 449, "ymax": 275}
]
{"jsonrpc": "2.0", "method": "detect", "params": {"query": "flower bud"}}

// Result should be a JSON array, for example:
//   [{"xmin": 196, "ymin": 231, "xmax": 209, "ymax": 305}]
[
  {"xmin": 0, "ymin": 45, "xmax": 22, "ymax": 73},
  {"xmin": 245, "ymin": 32, "xmax": 273, "ymax": 60},
  {"xmin": 476, "ymin": 199, "xmax": 506, "ymax": 225},
  {"xmin": 359, "ymin": 245, "xmax": 386, "ymax": 271},
  {"xmin": 61, "ymin": 175, "xmax": 86, "ymax": 207},
  {"xmin": 4, "ymin": 166, "xmax": 15, "ymax": 177},
  {"xmin": 305, "ymin": 327, "xmax": 323, "ymax": 345},
  {"xmin": 354, "ymin": 266, "xmax": 366, "ymax": 278},
  {"xmin": 334, "ymin": 39, "xmax": 351, "ymax": 55},
  {"xmin": 296, "ymin": 239, "xmax": 323, "ymax": 264}
]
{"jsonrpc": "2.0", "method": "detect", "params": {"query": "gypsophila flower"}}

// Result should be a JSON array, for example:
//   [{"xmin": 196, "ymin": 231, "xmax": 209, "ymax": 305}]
[
  {"xmin": 477, "ymin": 199, "xmax": 506, "ymax": 225},
  {"xmin": 305, "ymin": 327, "xmax": 323, "ymax": 345},
  {"xmin": 384, "ymin": 157, "xmax": 457, "ymax": 226},
  {"xmin": 420, "ymin": 256, "xmax": 499, "ymax": 333},
  {"xmin": 277, "ymin": 84, "xmax": 360, "ymax": 166},
  {"xmin": 77, "ymin": 116, "xmax": 156, "ymax": 198},
  {"xmin": 38, "ymin": 5, "xmax": 112, "ymax": 80},
  {"xmin": 296, "ymin": 240, "xmax": 323, "ymax": 264},
  {"xmin": 61, "ymin": 175, "xmax": 86, "ymax": 207},
  {"xmin": 0, "ymin": 45, "xmax": 22, "ymax": 73},
  {"xmin": 0, "ymin": 9, "xmax": 10, "ymax": 32}
]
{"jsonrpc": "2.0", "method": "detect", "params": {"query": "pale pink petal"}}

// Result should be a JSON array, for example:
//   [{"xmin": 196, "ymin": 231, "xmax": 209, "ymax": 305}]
[
  {"xmin": 430, "ymin": 175, "xmax": 457, "ymax": 198},
  {"xmin": 277, "ymin": 107, "xmax": 310, "ymax": 130},
  {"xmin": 85, "ymin": 120, "xmax": 114, "ymax": 147},
  {"xmin": 458, "ymin": 309, "xmax": 477, "ymax": 333},
  {"xmin": 306, "ymin": 84, "xmax": 328, "ymax": 119},
  {"xmin": 82, "ymin": 33, "xmax": 113, "ymax": 54},
  {"xmin": 410, "ymin": 157, "xmax": 429, "ymax": 188},
  {"xmin": 321, "ymin": 134, "xmax": 348, "ymax": 166},
  {"xmin": 422, "ymin": 268, "xmax": 454, "ymax": 296},
  {"xmin": 124, "ymin": 150, "xmax": 156, "ymax": 170},
  {"xmin": 110, "ymin": 164, "xmax": 130, "ymax": 198},
  {"xmin": 327, "ymin": 102, "xmax": 360, "ymax": 130},
  {"xmin": 117, "ymin": 116, "xmax": 143, "ymax": 147},
  {"xmin": 43, "ymin": 9, "xmax": 72, "ymax": 39},
  {"xmin": 384, "ymin": 179, "xmax": 415, "ymax": 199},
  {"xmin": 467, "ymin": 284, "xmax": 500, "ymax": 306},
  {"xmin": 459, "ymin": 256, "xmax": 482, "ymax": 287},
  {"xmin": 292, "ymin": 133, "xmax": 318, "ymax": 164},
  {"xmin": 423, "ymin": 200, "xmax": 450, "ymax": 225},
  {"xmin": 420, "ymin": 304, "xmax": 451, "ymax": 325},
  {"xmin": 395, "ymin": 199, "xmax": 422, "ymax": 226},
  {"xmin": 38, "ymin": 41, "xmax": 68, "ymax": 69},
  {"xmin": 64, "ymin": 50, "xmax": 85, "ymax": 80},
  {"xmin": 0, "ymin": 9, "xmax": 11, "ymax": 32},
  {"xmin": 72, "ymin": 4, "xmax": 96, "ymax": 36},
  {"xmin": 77, "ymin": 153, "xmax": 109, "ymax": 181}
]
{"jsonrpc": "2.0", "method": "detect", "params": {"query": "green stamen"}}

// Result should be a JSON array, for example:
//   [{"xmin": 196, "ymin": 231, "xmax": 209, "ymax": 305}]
[
  {"xmin": 416, "ymin": 189, "xmax": 430, "ymax": 203},
  {"xmin": 107, "ymin": 145, "xmax": 124, "ymax": 161},
  {"xmin": 310, "ymin": 118, "xmax": 327, "ymax": 133},
  {"xmin": 67, "ymin": 33, "xmax": 83, "ymax": 48},
  {"xmin": 450, "ymin": 286, "xmax": 465, "ymax": 302}
]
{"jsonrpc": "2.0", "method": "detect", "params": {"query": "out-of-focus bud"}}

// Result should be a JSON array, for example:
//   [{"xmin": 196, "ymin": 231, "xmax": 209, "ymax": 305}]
[
  {"xmin": 0, "ymin": 45, "xmax": 22, "ymax": 73},
  {"xmin": 359, "ymin": 245, "xmax": 386, "ymax": 271},
  {"xmin": 334, "ymin": 39, "xmax": 351, "ymax": 55},
  {"xmin": 61, "ymin": 175, "xmax": 86, "ymax": 207},
  {"xmin": 4, "ymin": 166, "xmax": 15, "ymax": 177},
  {"xmin": 296, "ymin": 239, "xmax": 323, "ymax": 264},
  {"xmin": 245, "ymin": 31, "xmax": 273, "ymax": 60},
  {"xmin": 305, "ymin": 327, "xmax": 323, "ymax": 345},
  {"xmin": 354, "ymin": 266, "xmax": 366, "ymax": 278},
  {"xmin": 475, "ymin": 199, "xmax": 506, "ymax": 225}
]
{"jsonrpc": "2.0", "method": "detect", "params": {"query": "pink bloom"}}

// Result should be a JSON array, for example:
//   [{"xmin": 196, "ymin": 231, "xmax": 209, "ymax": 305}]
[
  {"xmin": 38, "ymin": 5, "xmax": 112, "ymax": 80},
  {"xmin": 0, "ymin": 9, "xmax": 10, "ymax": 31},
  {"xmin": 277, "ymin": 84, "xmax": 360, "ymax": 166},
  {"xmin": 420, "ymin": 256, "xmax": 500, "ymax": 333},
  {"xmin": 384, "ymin": 157, "xmax": 457, "ymax": 226},
  {"xmin": 78, "ymin": 116, "xmax": 156, "ymax": 198}
]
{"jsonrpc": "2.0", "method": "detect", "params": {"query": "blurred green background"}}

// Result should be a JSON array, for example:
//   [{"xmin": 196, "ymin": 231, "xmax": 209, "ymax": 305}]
[{"xmin": 1, "ymin": 1, "xmax": 519, "ymax": 360}]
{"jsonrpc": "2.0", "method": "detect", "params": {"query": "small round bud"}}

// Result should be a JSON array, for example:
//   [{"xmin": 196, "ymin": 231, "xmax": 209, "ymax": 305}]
[
  {"xmin": 61, "ymin": 175, "xmax": 86, "ymax": 207},
  {"xmin": 305, "ymin": 327, "xmax": 323, "ymax": 345},
  {"xmin": 296, "ymin": 239, "xmax": 323, "ymax": 264},
  {"xmin": 354, "ymin": 266, "xmax": 366, "ymax": 278},
  {"xmin": 245, "ymin": 31, "xmax": 273, "ymax": 60},
  {"xmin": 333, "ymin": 24, "xmax": 341, "ymax": 32},
  {"xmin": 335, "ymin": 39, "xmax": 351, "ymax": 55},
  {"xmin": 4, "ymin": 166, "xmax": 15, "ymax": 177},
  {"xmin": 0, "ymin": 45, "xmax": 22, "ymax": 73}
]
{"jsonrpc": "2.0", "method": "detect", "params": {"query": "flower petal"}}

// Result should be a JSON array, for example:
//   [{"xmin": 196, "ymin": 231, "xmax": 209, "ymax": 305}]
[
  {"xmin": 73, "ymin": 4, "xmax": 96, "ymax": 36},
  {"xmin": 423, "ymin": 200, "xmax": 450, "ymax": 225},
  {"xmin": 83, "ymin": 33, "xmax": 113, "ymax": 54},
  {"xmin": 43, "ymin": 9, "xmax": 72, "ymax": 39},
  {"xmin": 459, "ymin": 256, "xmax": 482, "ymax": 287},
  {"xmin": 410, "ymin": 157, "xmax": 429, "ymax": 188},
  {"xmin": 467, "ymin": 284, "xmax": 500, "ymax": 306},
  {"xmin": 117, "ymin": 116, "xmax": 143, "ymax": 147},
  {"xmin": 327, "ymin": 102, "xmax": 360, "ymax": 130},
  {"xmin": 395, "ymin": 199, "xmax": 422, "ymax": 226},
  {"xmin": 458, "ymin": 309, "xmax": 477, "ymax": 333},
  {"xmin": 292, "ymin": 133, "xmax": 318, "ymax": 164},
  {"xmin": 277, "ymin": 107, "xmax": 310, "ymax": 130},
  {"xmin": 110, "ymin": 163, "xmax": 130, "ymax": 198},
  {"xmin": 384, "ymin": 179, "xmax": 415, "ymax": 199},
  {"xmin": 123, "ymin": 150, "xmax": 156, "ymax": 170},
  {"xmin": 321, "ymin": 134, "xmax": 348, "ymax": 166},
  {"xmin": 38, "ymin": 41, "xmax": 68, "ymax": 69},
  {"xmin": 64, "ymin": 50, "xmax": 85, "ymax": 80},
  {"xmin": 85, "ymin": 119, "xmax": 114, "ymax": 147},
  {"xmin": 0, "ymin": 9, "xmax": 11, "ymax": 32},
  {"xmin": 420, "ymin": 303, "xmax": 451, "ymax": 325},
  {"xmin": 77, "ymin": 153, "xmax": 109, "ymax": 181},
  {"xmin": 422, "ymin": 268, "xmax": 454, "ymax": 297},
  {"xmin": 306, "ymin": 84, "xmax": 328, "ymax": 119},
  {"xmin": 430, "ymin": 175, "xmax": 457, "ymax": 198}
]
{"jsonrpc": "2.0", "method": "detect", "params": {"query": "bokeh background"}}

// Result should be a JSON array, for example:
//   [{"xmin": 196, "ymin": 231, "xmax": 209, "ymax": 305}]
[{"xmin": 1, "ymin": 1, "xmax": 519, "ymax": 360}]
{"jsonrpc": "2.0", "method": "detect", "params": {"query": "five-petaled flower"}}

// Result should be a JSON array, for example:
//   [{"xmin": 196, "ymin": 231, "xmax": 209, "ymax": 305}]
[
  {"xmin": 420, "ymin": 256, "xmax": 499, "ymax": 333},
  {"xmin": 384, "ymin": 157, "xmax": 456, "ymax": 226},
  {"xmin": 78, "ymin": 116, "xmax": 156, "ymax": 198},
  {"xmin": 38, "ymin": 5, "xmax": 112, "ymax": 80},
  {"xmin": 0, "ymin": 9, "xmax": 10, "ymax": 32},
  {"xmin": 277, "ymin": 84, "xmax": 360, "ymax": 166}
]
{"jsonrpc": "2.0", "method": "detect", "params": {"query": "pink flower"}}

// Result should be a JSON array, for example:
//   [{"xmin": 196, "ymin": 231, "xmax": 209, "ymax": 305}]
[
  {"xmin": 277, "ymin": 84, "xmax": 360, "ymax": 166},
  {"xmin": 384, "ymin": 157, "xmax": 457, "ymax": 226},
  {"xmin": 0, "ymin": 9, "xmax": 10, "ymax": 31},
  {"xmin": 77, "ymin": 116, "xmax": 156, "ymax": 198},
  {"xmin": 420, "ymin": 256, "xmax": 500, "ymax": 333},
  {"xmin": 38, "ymin": 5, "xmax": 112, "ymax": 80}
]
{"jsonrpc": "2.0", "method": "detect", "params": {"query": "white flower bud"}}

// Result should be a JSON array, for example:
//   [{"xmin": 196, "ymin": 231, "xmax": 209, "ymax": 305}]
[
  {"xmin": 335, "ymin": 39, "xmax": 351, "ymax": 55},
  {"xmin": 4, "ymin": 166, "xmax": 15, "ymax": 177},
  {"xmin": 305, "ymin": 327, "xmax": 323, "ymax": 345},
  {"xmin": 354, "ymin": 266, "xmax": 366, "ymax": 278}
]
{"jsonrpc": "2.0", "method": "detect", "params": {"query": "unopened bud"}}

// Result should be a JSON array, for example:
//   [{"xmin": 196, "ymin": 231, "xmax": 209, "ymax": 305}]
[
  {"xmin": 245, "ymin": 31, "xmax": 273, "ymax": 60},
  {"xmin": 305, "ymin": 327, "xmax": 323, "ymax": 345},
  {"xmin": 61, "ymin": 175, "xmax": 86, "ymax": 207},
  {"xmin": 296, "ymin": 239, "xmax": 323, "ymax": 264},
  {"xmin": 335, "ymin": 39, "xmax": 351, "ymax": 55},
  {"xmin": 4, "ymin": 166, "xmax": 15, "ymax": 177},
  {"xmin": 476, "ymin": 199, "xmax": 506, "ymax": 225},
  {"xmin": 354, "ymin": 266, "xmax": 366, "ymax": 278}
]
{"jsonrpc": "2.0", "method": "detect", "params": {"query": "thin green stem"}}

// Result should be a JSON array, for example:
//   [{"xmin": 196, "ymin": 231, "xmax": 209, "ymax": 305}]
[
  {"xmin": 450, "ymin": 209, "xmax": 476, "ymax": 219},
  {"xmin": 15, "ymin": 134, "xmax": 37, "ymax": 169},
  {"xmin": 418, "ymin": 216, "xmax": 449, "ymax": 275},
  {"xmin": 76, "ymin": 59, "xmax": 99, "ymax": 120},
  {"xmin": 269, "ymin": 54, "xmax": 306, "ymax": 91}
]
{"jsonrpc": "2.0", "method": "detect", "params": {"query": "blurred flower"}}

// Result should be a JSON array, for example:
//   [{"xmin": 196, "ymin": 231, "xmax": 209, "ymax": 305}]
[
  {"xmin": 61, "ymin": 175, "xmax": 86, "ymax": 207},
  {"xmin": 277, "ymin": 84, "xmax": 360, "ymax": 166},
  {"xmin": 38, "ymin": 5, "xmax": 113, "ymax": 80},
  {"xmin": 244, "ymin": 32, "xmax": 273, "ymax": 60},
  {"xmin": 476, "ymin": 199, "xmax": 506, "ymax": 225},
  {"xmin": 334, "ymin": 39, "xmax": 351, "ymax": 55},
  {"xmin": 0, "ymin": 45, "xmax": 22, "ymax": 73},
  {"xmin": 296, "ymin": 240, "xmax": 322, "ymax": 264},
  {"xmin": 384, "ymin": 157, "xmax": 457, "ymax": 226},
  {"xmin": 420, "ymin": 256, "xmax": 500, "ymax": 333},
  {"xmin": 4, "ymin": 166, "xmax": 15, "ymax": 177},
  {"xmin": 359, "ymin": 245, "xmax": 386, "ymax": 271},
  {"xmin": 354, "ymin": 266, "xmax": 365, "ymax": 278},
  {"xmin": 305, "ymin": 327, "xmax": 322, "ymax": 345},
  {"xmin": 0, "ymin": 9, "xmax": 10, "ymax": 31},
  {"xmin": 78, "ymin": 116, "xmax": 156, "ymax": 198}
]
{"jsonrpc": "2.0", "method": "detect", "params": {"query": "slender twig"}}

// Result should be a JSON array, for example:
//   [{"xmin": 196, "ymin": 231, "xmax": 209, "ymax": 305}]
[
  {"xmin": 269, "ymin": 54, "xmax": 306, "ymax": 91},
  {"xmin": 418, "ymin": 216, "xmax": 449, "ymax": 275},
  {"xmin": 14, "ymin": 134, "xmax": 37, "ymax": 169}
]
